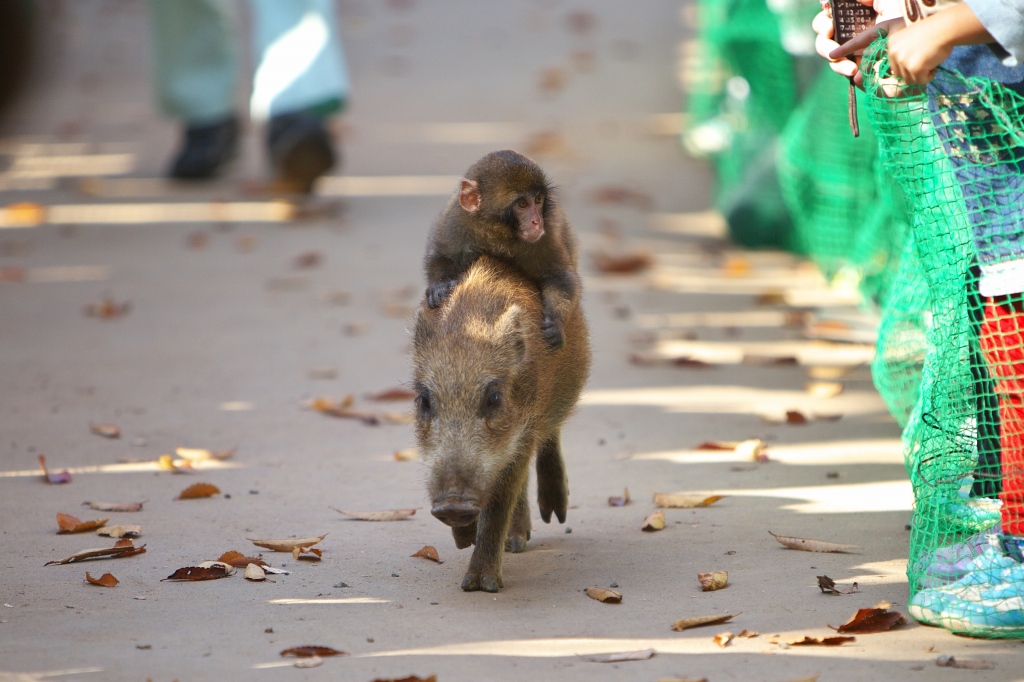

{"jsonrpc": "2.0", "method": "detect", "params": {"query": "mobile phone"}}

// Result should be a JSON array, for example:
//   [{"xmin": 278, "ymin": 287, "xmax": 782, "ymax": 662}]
[{"xmin": 830, "ymin": 0, "xmax": 877, "ymax": 46}]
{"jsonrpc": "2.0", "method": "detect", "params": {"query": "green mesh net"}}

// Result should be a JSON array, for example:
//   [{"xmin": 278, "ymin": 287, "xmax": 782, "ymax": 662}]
[{"xmin": 860, "ymin": 37, "xmax": 1024, "ymax": 638}]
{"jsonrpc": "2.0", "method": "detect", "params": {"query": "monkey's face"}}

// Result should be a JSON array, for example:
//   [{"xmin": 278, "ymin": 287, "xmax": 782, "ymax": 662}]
[{"xmin": 510, "ymin": 193, "xmax": 545, "ymax": 243}]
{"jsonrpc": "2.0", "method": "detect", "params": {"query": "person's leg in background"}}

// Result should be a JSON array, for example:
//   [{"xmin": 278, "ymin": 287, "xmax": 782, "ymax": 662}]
[
  {"xmin": 250, "ymin": 0, "xmax": 350, "ymax": 193},
  {"xmin": 148, "ymin": 0, "xmax": 240, "ymax": 179}
]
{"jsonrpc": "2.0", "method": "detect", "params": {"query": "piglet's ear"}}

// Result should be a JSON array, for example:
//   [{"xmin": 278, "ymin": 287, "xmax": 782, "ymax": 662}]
[{"xmin": 459, "ymin": 180, "xmax": 481, "ymax": 213}]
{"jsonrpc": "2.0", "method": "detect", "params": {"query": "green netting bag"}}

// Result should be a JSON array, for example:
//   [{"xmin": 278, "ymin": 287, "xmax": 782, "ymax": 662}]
[{"xmin": 861, "ymin": 37, "xmax": 1024, "ymax": 638}]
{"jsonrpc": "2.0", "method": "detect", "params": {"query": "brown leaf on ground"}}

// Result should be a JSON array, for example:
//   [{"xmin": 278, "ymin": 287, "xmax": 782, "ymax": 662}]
[
  {"xmin": 642, "ymin": 510, "xmax": 665, "ymax": 532},
  {"xmin": 311, "ymin": 396, "xmax": 381, "ymax": 425},
  {"xmin": 817, "ymin": 575, "xmax": 858, "ymax": 595},
  {"xmin": 590, "ymin": 186, "xmax": 654, "ymax": 210},
  {"xmin": 83, "ymin": 500, "xmax": 145, "ymax": 512},
  {"xmin": 280, "ymin": 645, "xmax": 347, "ymax": 658},
  {"xmin": 85, "ymin": 572, "xmax": 118, "ymax": 587},
  {"xmin": 807, "ymin": 381, "xmax": 844, "ymax": 399},
  {"xmin": 585, "ymin": 587, "xmax": 622, "ymax": 603},
  {"xmin": 175, "ymin": 482, "xmax": 220, "ymax": 500},
  {"xmin": 698, "ymin": 571, "xmax": 729, "ymax": 592},
  {"xmin": 293, "ymin": 546, "xmax": 323, "ymax": 561},
  {"xmin": 162, "ymin": 563, "xmax": 233, "ymax": 582},
  {"xmin": 694, "ymin": 441, "xmax": 736, "ymax": 451},
  {"xmin": 935, "ymin": 655, "xmax": 995, "ymax": 670},
  {"xmin": 371, "ymin": 677, "xmax": 437, "ymax": 682},
  {"xmin": 217, "ymin": 550, "xmax": 268, "ymax": 568},
  {"xmin": 656, "ymin": 678, "xmax": 707, "ymax": 682},
  {"xmin": 0, "ymin": 266, "xmax": 26, "ymax": 282},
  {"xmin": 608, "ymin": 487, "xmax": 630, "ymax": 507},
  {"xmin": 89, "ymin": 423, "xmax": 120, "ymax": 439},
  {"xmin": 830, "ymin": 602, "xmax": 907, "ymax": 634},
  {"xmin": 565, "ymin": 9, "xmax": 597, "ymax": 35},
  {"xmin": 769, "ymin": 531, "xmax": 861, "ymax": 553},
  {"xmin": 580, "ymin": 649, "xmax": 654, "ymax": 663},
  {"xmin": 411, "ymin": 546, "xmax": 442, "ymax": 563},
  {"xmin": 293, "ymin": 251, "xmax": 323, "ymax": 269},
  {"xmin": 592, "ymin": 251, "xmax": 654, "ymax": 275},
  {"xmin": 394, "ymin": 448, "xmax": 420, "ymax": 462},
  {"xmin": 670, "ymin": 613, "xmax": 741, "ymax": 632},
  {"xmin": 39, "ymin": 455, "xmax": 71, "ymax": 484},
  {"xmin": 538, "ymin": 67, "xmax": 567, "ymax": 94},
  {"xmin": 654, "ymin": 493, "xmax": 723, "ymax": 509},
  {"xmin": 56, "ymin": 513, "xmax": 109, "ymax": 534},
  {"xmin": 332, "ymin": 507, "xmax": 417, "ymax": 521},
  {"xmin": 244, "ymin": 563, "xmax": 267, "ymax": 581},
  {"xmin": 367, "ymin": 387, "xmax": 416, "ymax": 401},
  {"xmin": 84, "ymin": 298, "xmax": 131, "ymax": 319},
  {"xmin": 248, "ymin": 535, "xmax": 327, "ymax": 553},
  {"xmin": 158, "ymin": 454, "xmax": 193, "ymax": 473},
  {"xmin": 713, "ymin": 632, "xmax": 734, "ymax": 648},
  {"xmin": 186, "ymin": 231, "xmax": 209, "ymax": 250},
  {"xmin": 785, "ymin": 410, "xmax": 809, "ymax": 425},
  {"xmin": 737, "ymin": 629, "xmax": 758, "ymax": 638},
  {"xmin": 767, "ymin": 635, "xmax": 855, "ymax": 646},
  {"xmin": 95, "ymin": 524, "xmax": 141, "ymax": 538},
  {"xmin": 45, "ymin": 541, "xmax": 146, "ymax": 565}
]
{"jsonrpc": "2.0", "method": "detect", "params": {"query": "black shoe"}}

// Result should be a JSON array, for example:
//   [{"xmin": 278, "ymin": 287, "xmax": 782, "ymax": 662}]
[
  {"xmin": 169, "ymin": 116, "xmax": 239, "ymax": 180},
  {"xmin": 267, "ymin": 111, "xmax": 337, "ymax": 194}
]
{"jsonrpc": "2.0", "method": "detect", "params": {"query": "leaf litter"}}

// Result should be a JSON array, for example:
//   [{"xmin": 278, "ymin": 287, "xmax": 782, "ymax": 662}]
[
  {"xmin": 642, "ymin": 510, "xmax": 665, "ymax": 532},
  {"xmin": 56, "ymin": 513, "xmax": 109, "ymax": 534},
  {"xmin": 411, "ymin": 546, "xmax": 442, "ymax": 563},
  {"xmin": 767, "ymin": 635, "xmax": 855, "ymax": 647},
  {"xmin": 671, "ymin": 613, "xmax": 741, "ymax": 632},
  {"xmin": 585, "ymin": 587, "xmax": 622, "ymax": 604},
  {"xmin": 96, "ymin": 525, "xmax": 141, "ymax": 538},
  {"xmin": 85, "ymin": 572, "xmax": 118, "ymax": 588},
  {"xmin": 830, "ymin": 601, "xmax": 907, "ymax": 633},
  {"xmin": 163, "ymin": 561, "xmax": 235, "ymax": 581},
  {"xmin": 89, "ymin": 423, "xmax": 120, "ymax": 439},
  {"xmin": 698, "ymin": 571, "xmax": 728, "ymax": 592},
  {"xmin": 248, "ymin": 535, "xmax": 327, "ymax": 553},
  {"xmin": 39, "ymin": 455, "xmax": 71, "ymax": 484},
  {"xmin": 280, "ymin": 646, "xmax": 347, "ymax": 658},
  {"xmin": 608, "ymin": 487, "xmax": 630, "ymax": 506},
  {"xmin": 83, "ymin": 500, "xmax": 145, "ymax": 512},
  {"xmin": 332, "ymin": 508, "xmax": 417, "ymax": 521},
  {"xmin": 770, "ymin": 531, "xmax": 861, "ymax": 553},
  {"xmin": 580, "ymin": 649, "xmax": 655, "ymax": 663},
  {"xmin": 175, "ymin": 482, "xmax": 220, "ymax": 500},
  {"xmin": 654, "ymin": 493, "xmax": 723, "ymax": 509},
  {"xmin": 46, "ymin": 539, "xmax": 146, "ymax": 565}
]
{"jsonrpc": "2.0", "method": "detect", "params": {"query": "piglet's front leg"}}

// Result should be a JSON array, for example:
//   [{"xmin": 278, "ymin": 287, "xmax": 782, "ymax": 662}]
[{"xmin": 461, "ymin": 463, "xmax": 529, "ymax": 593}]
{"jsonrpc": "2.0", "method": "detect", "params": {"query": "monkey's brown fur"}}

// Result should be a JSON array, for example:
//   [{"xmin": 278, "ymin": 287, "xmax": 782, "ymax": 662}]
[
  {"xmin": 412, "ymin": 255, "xmax": 590, "ymax": 592},
  {"xmin": 424, "ymin": 149, "xmax": 580, "ymax": 349}
]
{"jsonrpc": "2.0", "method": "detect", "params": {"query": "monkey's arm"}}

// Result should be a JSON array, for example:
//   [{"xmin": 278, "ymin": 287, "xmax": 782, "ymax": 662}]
[
  {"xmin": 537, "ymin": 268, "xmax": 580, "ymax": 350},
  {"xmin": 424, "ymin": 249, "xmax": 463, "ymax": 309}
]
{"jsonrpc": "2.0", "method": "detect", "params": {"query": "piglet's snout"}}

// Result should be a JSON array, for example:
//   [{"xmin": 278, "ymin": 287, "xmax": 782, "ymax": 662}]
[{"xmin": 431, "ymin": 502, "xmax": 480, "ymax": 527}]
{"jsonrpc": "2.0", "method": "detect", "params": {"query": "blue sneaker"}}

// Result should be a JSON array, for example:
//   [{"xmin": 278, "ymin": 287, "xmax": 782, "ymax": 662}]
[
  {"xmin": 915, "ymin": 525, "xmax": 1000, "ymax": 587},
  {"xmin": 910, "ymin": 538, "xmax": 1024, "ymax": 636}
]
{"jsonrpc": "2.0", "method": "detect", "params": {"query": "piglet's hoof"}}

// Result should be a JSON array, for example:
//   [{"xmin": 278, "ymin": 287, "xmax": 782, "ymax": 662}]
[
  {"xmin": 505, "ymin": 533, "xmax": 529, "ymax": 553},
  {"xmin": 461, "ymin": 571, "xmax": 503, "ymax": 593}
]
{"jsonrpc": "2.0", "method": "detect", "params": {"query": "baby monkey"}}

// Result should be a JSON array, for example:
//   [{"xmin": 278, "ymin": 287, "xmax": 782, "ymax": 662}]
[{"xmin": 424, "ymin": 150, "xmax": 580, "ymax": 349}]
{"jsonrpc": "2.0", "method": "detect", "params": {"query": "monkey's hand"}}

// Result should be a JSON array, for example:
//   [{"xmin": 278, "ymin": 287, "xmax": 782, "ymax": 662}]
[
  {"xmin": 541, "ymin": 314, "xmax": 565, "ymax": 350},
  {"xmin": 426, "ymin": 280, "xmax": 458, "ymax": 309}
]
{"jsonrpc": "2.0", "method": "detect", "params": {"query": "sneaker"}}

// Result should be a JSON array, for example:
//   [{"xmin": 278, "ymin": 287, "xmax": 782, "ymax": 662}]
[
  {"xmin": 169, "ymin": 116, "xmax": 239, "ymax": 180},
  {"xmin": 916, "ymin": 524, "xmax": 1000, "ymax": 587},
  {"xmin": 910, "ymin": 539, "xmax": 1024, "ymax": 636},
  {"xmin": 266, "ymin": 111, "xmax": 336, "ymax": 194}
]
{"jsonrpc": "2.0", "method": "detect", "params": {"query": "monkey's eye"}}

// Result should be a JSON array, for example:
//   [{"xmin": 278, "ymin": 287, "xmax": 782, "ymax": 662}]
[
  {"xmin": 415, "ymin": 391, "xmax": 433, "ymax": 419},
  {"xmin": 535, "ymin": 194, "xmax": 544, "ymax": 205},
  {"xmin": 516, "ymin": 197, "xmax": 528, "ymax": 209}
]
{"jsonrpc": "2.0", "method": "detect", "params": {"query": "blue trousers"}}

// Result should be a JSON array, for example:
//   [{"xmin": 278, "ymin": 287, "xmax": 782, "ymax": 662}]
[{"xmin": 148, "ymin": 0, "xmax": 350, "ymax": 124}]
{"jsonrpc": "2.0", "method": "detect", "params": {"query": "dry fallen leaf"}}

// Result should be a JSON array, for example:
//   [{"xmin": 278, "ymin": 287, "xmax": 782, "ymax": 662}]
[
  {"xmin": 280, "ymin": 646, "xmax": 347, "ymax": 658},
  {"xmin": 642, "ymin": 510, "xmax": 665, "ymax": 532},
  {"xmin": 83, "ymin": 500, "xmax": 145, "ymax": 512},
  {"xmin": 770, "ymin": 531, "xmax": 861, "ymax": 553},
  {"xmin": 175, "ymin": 482, "xmax": 220, "ymax": 500},
  {"xmin": 85, "ymin": 572, "xmax": 118, "ymax": 588},
  {"xmin": 293, "ymin": 251, "xmax": 323, "ymax": 269},
  {"xmin": 244, "ymin": 563, "xmax": 267, "ymax": 581},
  {"xmin": 293, "ymin": 546, "xmax": 323, "ymax": 561},
  {"xmin": 411, "ymin": 546, "xmax": 442, "ymax": 563},
  {"xmin": 3, "ymin": 201, "xmax": 47, "ymax": 226},
  {"xmin": 698, "ymin": 571, "xmax": 729, "ymax": 592},
  {"xmin": 830, "ymin": 602, "xmax": 907, "ymax": 634},
  {"xmin": 565, "ymin": 9, "xmax": 597, "ymax": 35},
  {"xmin": 293, "ymin": 656, "xmax": 322, "ymax": 669},
  {"xmin": 84, "ymin": 298, "xmax": 131, "ymax": 320},
  {"xmin": 694, "ymin": 441, "xmax": 736, "ymax": 451},
  {"xmin": 217, "ymin": 550, "xmax": 268, "ymax": 568},
  {"xmin": 162, "ymin": 563, "xmax": 233, "ymax": 582},
  {"xmin": 807, "ymin": 381, "xmax": 843, "ymax": 399},
  {"xmin": 737, "ymin": 629, "xmax": 758, "ymax": 638},
  {"xmin": 175, "ymin": 447, "xmax": 235, "ymax": 462},
  {"xmin": 332, "ymin": 508, "xmax": 417, "ymax": 521},
  {"xmin": 785, "ymin": 410, "xmax": 809, "ymax": 425},
  {"xmin": 45, "ymin": 540, "xmax": 146, "ymax": 565},
  {"xmin": 671, "ymin": 613, "xmax": 740, "ymax": 632},
  {"xmin": 817, "ymin": 575, "xmax": 858, "ymax": 595},
  {"xmin": 538, "ymin": 67, "xmax": 567, "ymax": 94},
  {"xmin": 394, "ymin": 448, "xmax": 420, "ymax": 462},
  {"xmin": 371, "ymin": 677, "xmax": 437, "ymax": 682},
  {"xmin": 767, "ymin": 635, "xmax": 855, "ymax": 646},
  {"xmin": 367, "ymin": 387, "xmax": 416, "ymax": 401},
  {"xmin": 158, "ymin": 454, "xmax": 194, "ymax": 473},
  {"xmin": 653, "ymin": 493, "xmax": 723, "ymax": 509},
  {"xmin": 311, "ymin": 397, "xmax": 381, "ymax": 425},
  {"xmin": 95, "ymin": 524, "xmax": 141, "ymax": 538},
  {"xmin": 608, "ymin": 487, "xmax": 630, "ymax": 507},
  {"xmin": 57, "ymin": 513, "xmax": 109, "ymax": 534},
  {"xmin": 657, "ymin": 678, "xmax": 707, "ymax": 682},
  {"xmin": 713, "ymin": 632, "xmax": 734, "ymax": 648},
  {"xmin": 248, "ymin": 535, "xmax": 327, "ymax": 553},
  {"xmin": 585, "ymin": 587, "xmax": 623, "ymax": 604},
  {"xmin": 39, "ymin": 455, "xmax": 71, "ymax": 484},
  {"xmin": 592, "ymin": 251, "xmax": 654, "ymax": 275},
  {"xmin": 89, "ymin": 423, "xmax": 120, "ymax": 439}
]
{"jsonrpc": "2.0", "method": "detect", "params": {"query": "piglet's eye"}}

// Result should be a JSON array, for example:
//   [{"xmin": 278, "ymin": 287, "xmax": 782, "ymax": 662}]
[
  {"xmin": 416, "ymin": 392, "xmax": 433, "ymax": 418},
  {"xmin": 482, "ymin": 385, "xmax": 503, "ymax": 417}
]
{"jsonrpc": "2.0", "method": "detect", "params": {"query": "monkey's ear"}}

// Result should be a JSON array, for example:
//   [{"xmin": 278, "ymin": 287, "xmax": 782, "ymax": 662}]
[{"xmin": 459, "ymin": 180, "xmax": 481, "ymax": 213}]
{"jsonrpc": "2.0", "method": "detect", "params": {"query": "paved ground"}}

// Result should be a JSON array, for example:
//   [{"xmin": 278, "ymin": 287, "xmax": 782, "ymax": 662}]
[{"xmin": 2, "ymin": 2, "xmax": 1023, "ymax": 681}]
